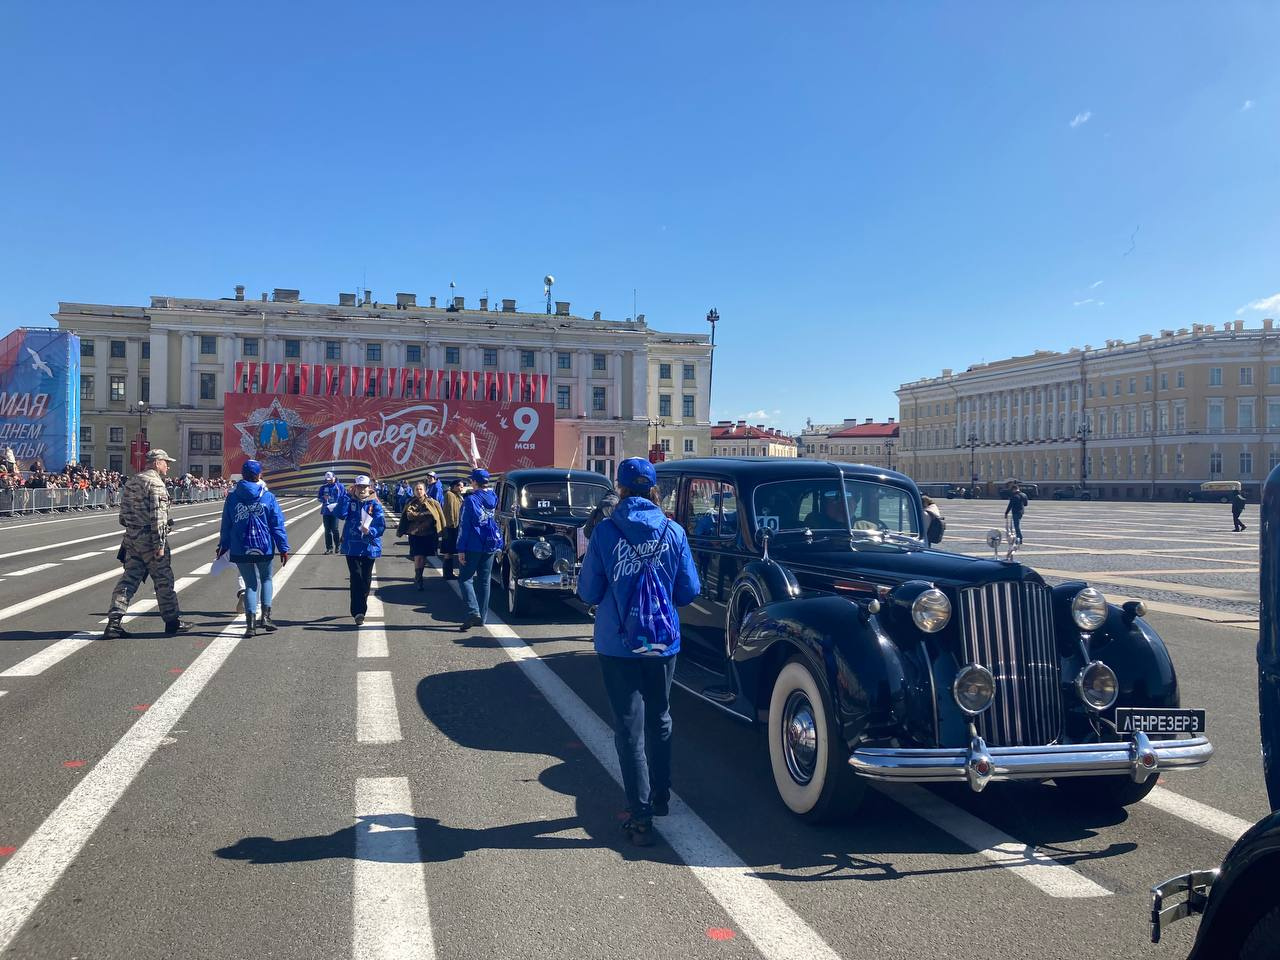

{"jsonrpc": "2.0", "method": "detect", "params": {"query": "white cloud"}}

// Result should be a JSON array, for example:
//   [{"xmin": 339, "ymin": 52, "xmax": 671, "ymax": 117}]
[
  {"xmin": 741, "ymin": 409, "xmax": 783, "ymax": 422},
  {"xmin": 1073, "ymin": 299, "xmax": 1095, "ymax": 307},
  {"xmin": 1242, "ymin": 99, "xmax": 1255, "ymax": 112},
  {"xmin": 1239, "ymin": 292, "xmax": 1280, "ymax": 315},
  {"xmin": 1069, "ymin": 110, "xmax": 1092, "ymax": 128},
  {"xmin": 1090, "ymin": 279, "xmax": 1104, "ymax": 289}
]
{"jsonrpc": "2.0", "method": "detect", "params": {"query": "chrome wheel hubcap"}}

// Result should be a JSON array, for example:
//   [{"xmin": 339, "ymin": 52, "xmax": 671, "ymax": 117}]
[{"xmin": 782, "ymin": 690, "xmax": 818, "ymax": 784}]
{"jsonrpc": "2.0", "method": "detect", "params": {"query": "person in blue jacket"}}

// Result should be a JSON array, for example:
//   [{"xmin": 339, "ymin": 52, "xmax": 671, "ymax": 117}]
[
  {"xmin": 456, "ymin": 467, "xmax": 504, "ymax": 629},
  {"xmin": 218, "ymin": 460, "xmax": 290, "ymax": 638},
  {"xmin": 425, "ymin": 470, "xmax": 445, "ymax": 505},
  {"xmin": 317, "ymin": 471, "xmax": 345, "ymax": 555},
  {"xmin": 338, "ymin": 474, "xmax": 385, "ymax": 624},
  {"xmin": 577, "ymin": 457, "xmax": 700, "ymax": 847}
]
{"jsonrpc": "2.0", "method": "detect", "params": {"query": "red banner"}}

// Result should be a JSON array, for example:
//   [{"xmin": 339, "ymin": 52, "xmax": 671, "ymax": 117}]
[{"xmin": 223, "ymin": 393, "xmax": 554, "ymax": 491}]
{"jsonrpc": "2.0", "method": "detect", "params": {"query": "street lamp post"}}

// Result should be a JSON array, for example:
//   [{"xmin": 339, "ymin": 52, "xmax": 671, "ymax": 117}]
[
  {"xmin": 966, "ymin": 433, "xmax": 979, "ymax": 495},
  {"xmin": 1077, "ymin": 420, "xmax": 1092, "ymax": 493},
  {"xmin": 132, "ymin": 402, "xmax": 151, "ymax": 474},
  {"xmin": 885, "ymin": 439, "xmax": 895, "ymax": 472},
  {"xmin": 706, "ymin": 308, "xmax": 719, "ymax": 420}
]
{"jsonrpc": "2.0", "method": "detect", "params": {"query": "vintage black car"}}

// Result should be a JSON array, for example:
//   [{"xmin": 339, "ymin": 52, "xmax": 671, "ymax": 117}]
[
  {"xmin": 489, "ymin": 468, "xmax": 613, "ymax": 615},
  {"xmin": 1149, "ymin": 466, "xmax": 1280, "ymax": 956},
  {"xmin": 655, "ymin": 458, "xmax": 1213, "ymax": 821},
  {"xmin": 1052, "ymin": 486, "xmax": 1093, "ymax": 501}
]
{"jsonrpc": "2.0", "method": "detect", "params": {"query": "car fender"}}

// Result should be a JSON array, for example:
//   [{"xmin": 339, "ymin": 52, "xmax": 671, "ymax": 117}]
[
  {"xmin": 725, "ymin": 560, "xmax": 800, "ymax": 656},
  {"xmin": 734, "ymin": 595, "xmax": 912, "ymax": 746},
  {"xmin": 1187, "ymin": 810, "xmax": 1280, "ymax": 959}
]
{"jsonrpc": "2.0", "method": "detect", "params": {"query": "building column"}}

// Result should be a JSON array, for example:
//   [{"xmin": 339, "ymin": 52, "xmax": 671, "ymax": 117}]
[
  {"xmin": 93, "ymin": 339, "xmax": 108, "ymax": 409},
  {"xmin": 576, "ymin": 349, "xmax": 589, "ymax": 417},
  {"xmin": 149, "ymin": 331, "xmax": 169, "ymax": 407},
  {"xmin": 179, "ymin": 334, "xmax": 194, "ymax": 407},
  {"xmin": 696, "ymin": 358, "xmax": 711, "ymax": 424},
  {"xmin": 222, "ymin": 335, "xmax": 236, "ymax": 398},
  {"xmin": 609, "ymin": 352, "xmax": 623, "ymax": 418}
]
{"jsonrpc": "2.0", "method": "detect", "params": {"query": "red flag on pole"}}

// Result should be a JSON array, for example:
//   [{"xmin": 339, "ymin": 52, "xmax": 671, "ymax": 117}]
[
  {"xmin": 447, "ymin": 370, "xmax": 458, "ymax": 399},
  {"xmin": 234, "ymin": 361, "xmax": 244, "ymax": 393},
  {"xmin": 506, "ymin": 371, "xmax": 517, "ymax": 401},
  {"xmin": 256, "ymin": 362, "xmax": 267, "ymax": 393},
  {"xmin": 299, "ymin": 363, "xmax": 309, "ymax": 395},
  {"xmin": 285, "ymin": 364, "xmax": 294, "ymax": 393},
  {"xmin": 413, "ymin": 368, "xmax": 422, "ymax": 399},
  {"xmin": 460, "ymin": 370, "xmax": 471, "ymax": 400},
  {"xmin": 418, "ymin": 368, "xmax": 428, "ymax": 399},
  {"xmin": 348, "ymin": 366, "xmax": 358, "ymax": 396},
  {"xmin": 539, "ymin": 374, "xmax": 549, "ymax": 403},
  {"xmin": 388, "ymin": 368, "xmax": 399, "ymax": 397}
]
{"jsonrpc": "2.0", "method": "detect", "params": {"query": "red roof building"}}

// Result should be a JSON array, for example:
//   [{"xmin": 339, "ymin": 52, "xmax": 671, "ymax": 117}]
[
  {"xmin": 798, "ymin": 417, "xmax": 900, "ymax": 470},
  {"xmin": 710, "ymin": 421, "xmax": 798, "ymax": 458}
]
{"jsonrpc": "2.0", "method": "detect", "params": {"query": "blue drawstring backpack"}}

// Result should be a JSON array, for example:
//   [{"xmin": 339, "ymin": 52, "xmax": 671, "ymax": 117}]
[
  {"xmin": 242, "ymin": 503, "xmax": 272, "ymax": 555},
  {"xmin": 609, "ymin": 518, "xmax": 679, "ymax": 655}
]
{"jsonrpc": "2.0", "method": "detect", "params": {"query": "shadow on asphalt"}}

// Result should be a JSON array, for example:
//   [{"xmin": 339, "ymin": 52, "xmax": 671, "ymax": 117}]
[
  {"xmin": 215, "ymin": 814, "xmax": 594, "ymax": 865},
  {"xmin": 412, "ymin": 650, "xmax": 1140, "ymax": 881}
]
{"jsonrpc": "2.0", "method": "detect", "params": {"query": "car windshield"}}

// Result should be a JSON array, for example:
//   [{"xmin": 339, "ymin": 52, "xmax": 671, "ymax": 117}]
[
  {"xmin": 518, "ymin": 481, "xmax": 610, "ymax": 514},
  {"xmin": 752, "ymin": 477, "xmax": 922, "ymax": 542}
]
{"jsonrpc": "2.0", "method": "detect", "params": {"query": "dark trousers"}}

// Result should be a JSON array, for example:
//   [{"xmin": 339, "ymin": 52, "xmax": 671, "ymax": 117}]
[
  {"xmin": 1009, "ymin": 513, "xmax": 1023, "ymax": 542},
  {"xmin": 346, "ymin": 556, "xmax": 376, "ymax": 616},
  {"xmin": 1234, "ymin": 509, "xmax": 1246, "ymax": 531},
  {"xmin": 322, "ymin": 513, "xmax": 340, "ymax": 551},
  {"xmin": 598, "ymin": 654, "xmax": 677, "ymax": 820}
]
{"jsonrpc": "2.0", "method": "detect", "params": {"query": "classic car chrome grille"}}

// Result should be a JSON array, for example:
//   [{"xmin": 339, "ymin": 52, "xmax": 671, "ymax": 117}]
[{"xmin": 958, "ymin": 582, "xmax": 1062, "ymax": 747}]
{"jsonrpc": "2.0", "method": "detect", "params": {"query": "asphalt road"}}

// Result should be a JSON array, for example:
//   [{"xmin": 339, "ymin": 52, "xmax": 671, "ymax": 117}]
[{"xmin": 0, "ymin": 499, "xmax": 1267, "ymax": 960}]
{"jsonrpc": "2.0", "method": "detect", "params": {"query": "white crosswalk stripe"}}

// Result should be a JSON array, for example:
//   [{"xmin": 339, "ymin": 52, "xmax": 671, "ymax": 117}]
[{"xmin": 356, "ymin": 672, "xmax": 402, "ymax": 743}]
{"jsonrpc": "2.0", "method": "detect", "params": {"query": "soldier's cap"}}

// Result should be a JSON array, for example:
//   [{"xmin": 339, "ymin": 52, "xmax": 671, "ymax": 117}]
[{"xmin": 146, "ymin": 449, "xmax": 177, "ymax": 463}]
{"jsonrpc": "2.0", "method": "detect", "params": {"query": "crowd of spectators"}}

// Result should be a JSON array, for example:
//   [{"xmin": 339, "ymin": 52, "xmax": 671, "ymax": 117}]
[{"xmin": 0, "ymin": 453, "xmax": 231, "ymax": 514}]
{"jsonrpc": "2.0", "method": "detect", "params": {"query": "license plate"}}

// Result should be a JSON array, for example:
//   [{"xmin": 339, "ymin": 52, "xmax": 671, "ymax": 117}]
[{"xmin": 1115, "ymin": 707, "xmax": 1206, "ymax": 736}]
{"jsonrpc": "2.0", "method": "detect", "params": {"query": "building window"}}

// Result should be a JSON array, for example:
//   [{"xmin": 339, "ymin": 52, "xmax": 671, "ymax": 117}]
[
  {"xmin": 141, "ymin": 341, "xmax": 150, "ymax": 360},
  {"xmin": 659, "ymin": 363, "xmax": 672, "ymax": 381},
  {"xmin": 1269, "ymin": 402, "xmax": 1280, "ymax": 429},
  {"xmin": 1210, "ymin": 452, "xmax": 1223, "ymax": 475},
  {"xmin": 242, "ymin": 337, "xmax": 259, "ymax": 358},
  {"xmin": 520, "ymin": 350, "xmax": 535, "ymax": 368},
  {"xmin": 365, "ymin": 343, "xmax": 382, "ymax": 363},
  {"xmin": 140, "ymin": 377, "xmax": 150, "ymax": 403},
  {"xmin": 110, "ymin": 340, "xmax": 126, "ymax": 359},
  {"xmin": 592, "ymin": 386, "xmax": 606, "ymax": 413},
  {"xmin": 1207, "ymin": 399, "xmax": 1224, "ymax": 431},
  {"xmin": 81, "ymin": 340, "xmax": 95, "ymax": 358},
  {"xmin": 1175, "ymin": 402, "xmax": 1186, "ymax": 430},
  {"xmin": 661, "ymin": 438, "xmax": 671, "ymax": 453},
  {"xmin": 445, "ymin": 346, "xmax": 460, "ymax": 365},
  {"xmin": 1158, "ymin": 373, "xmax": 1167, "ymax": 390},
  {"xmin": 683, "ymin": 363, "xmax": 695, "ymax": 381},
  {"xmin": 109, "ymin": 426, "xmax": 124, "ymax": 444},
  {"xmin": 1209, "ymin": 367, "xmax": 1222, "ymax": 386},
  {"xmin": 1128, "ymin": 377, "xmax": 1136, "ymax": 395},
  {"xmin": 200, "ymin": 373, "xmax": 216, "ymax": 400},
  {"xmin": 109, "ymin": 376, "xmax": 126, "ymax": 401},
  {"xmin": 683, "ymin": 395, "xmax": 695, "ymax": 419},
  {"xmin": 80, "ymin": 375, "xmax": 94, "ymax": 401},
  {"xmin": 1242, "ymin": 452, "xmax": 1254, "ymax": 476},
  {"xmin": 209, "ymin": 432, "xmax": 222, "ymax": 453},
  {"xmin": 325, "ymin": 340, "xmax": 341, "ymax": 361},
  {"xmin": 1240, "ymin": 399, "xmax": 1256, "ymax": 429},
  {"xmin": 1099, "ymin": 382, "xmax": 1108, "ymax": 397},
  {"xmin": 593, "ymin": 353, "xmax": 607, "ymax": 372},
  {"xmin": 285, "ymin": 339, "xmax": 301, "ymax": 359},
  {"xmin": 1271, "ymin": 453, "xmax": 1280, "ymax": 472},
  {"xmin": 684, "ymin": 438, "xmax": 696, "ymax": 453},
  {"xmin": 1270, "ymin": 366, "xmax": 1280, "ymax": 386},
  {"xmin": 481, "ymin": 348, "xmax": 497, "ymax": 367},
  {"xmin": 406, "ymin": 345, "xmax": 421, "ymax": 364},
  {"xmin": 557, "ymin": 352, "xmax": 572, "ymax": 370},
  {"xmin": 1241, "ymin": 367, "xmax": 1254, "ymax": 386},
  {"xmin": 190, "ymin": 433, "xmax": 204, "ymax": 452},
  {"xmin": 1144, "ymin": 375, "xmax": 1152, "ymax": 392},
  {"xmin": 556, "ymin": 385, "xmax": 571, "ymax": 411},
  {"xmin": 80, "ymin": 425, "xmax": 93, "ymax": 444},
  {"xmin": 659, "ymin": 394, "xmax": 671, "ymax": 418},
  {"xmin": 109, "ymin": 454, "xmax": 123, "ymax": 472}
]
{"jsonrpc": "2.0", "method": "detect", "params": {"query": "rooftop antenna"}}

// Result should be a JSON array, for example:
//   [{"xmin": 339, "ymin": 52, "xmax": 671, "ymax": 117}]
[{"xmin": 544, "ymin": 275, "xmax": 555, "ymax": 315}]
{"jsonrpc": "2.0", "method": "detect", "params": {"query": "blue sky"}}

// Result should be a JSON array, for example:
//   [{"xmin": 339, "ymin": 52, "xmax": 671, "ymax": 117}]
[{"xmin": 2, "ymin": 2, "xmax": 1277, "ymax": 432}]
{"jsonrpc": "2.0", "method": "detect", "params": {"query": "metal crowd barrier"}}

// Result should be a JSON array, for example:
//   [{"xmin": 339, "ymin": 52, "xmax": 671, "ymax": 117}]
[{"xmin": 0, "ymin": 485, "xmax": 225, "ymax": 518}]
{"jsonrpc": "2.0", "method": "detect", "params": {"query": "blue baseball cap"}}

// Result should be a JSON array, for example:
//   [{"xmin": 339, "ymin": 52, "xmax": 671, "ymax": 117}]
[
  {"xmin": 617, "ymin": 457, "xmax": 657, "ymax": 489},
  {"xmin": 470, "ymin": 468, "xmax": 491, "ymax": 484},
  {"xmin": 243, "ymin": 459, "xmax": 262, "ymax": 479}
]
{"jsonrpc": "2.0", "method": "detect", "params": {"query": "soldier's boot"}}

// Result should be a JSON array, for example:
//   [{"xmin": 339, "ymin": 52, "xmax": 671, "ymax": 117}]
[
  {"xmin": 259, "ymin": 607, "xmax": 277, "ymax": 632},
  {"xmin": 163, "ymin": 618, "xmax": 193, "ymax": 636},
  {"xmin": 103, "ymin": 616, "xmax": 131, "ymax": 640}
]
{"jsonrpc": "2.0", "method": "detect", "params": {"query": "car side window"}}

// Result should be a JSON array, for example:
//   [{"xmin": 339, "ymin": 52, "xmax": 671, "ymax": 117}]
[
  {"xmin": 500, "ymin": 483, "xmax": 515, "ymax": 512},
  {"xmin": 685, "ymin": 477, "xmax": 720, "ymax": 538},
  {"xmin": 657, "ymin": 476, "xmax": 679, "ymax": 519}
]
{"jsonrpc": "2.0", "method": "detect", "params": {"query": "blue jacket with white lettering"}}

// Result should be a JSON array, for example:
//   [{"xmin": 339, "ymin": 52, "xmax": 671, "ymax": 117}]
[
  {"xmin": 338, "ymin": 491, "xmax": 386, "ymax": 559},
  {"xmin": 456, "ymin": 488, "xmax": 504, "ymax": 554},
  {"xmin": 219, "ymin": 479, "xmax": 289, "ymax": 561},
  {"xmin": 577, "ymin": 496, "xmax": 700, "ymax": 658}
]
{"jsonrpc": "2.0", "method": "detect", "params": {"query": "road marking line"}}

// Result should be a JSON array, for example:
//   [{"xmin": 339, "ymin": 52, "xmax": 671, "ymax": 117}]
[
  {"xmin": 6, "ymin": 563, "xmax": 60, "ymax": 577},
  {"xmin": 881, "ymin": 785, "xmax": 1110, "ymax": 898},
  {"xmin": 1142, "ymin": 786, "xmax": 1253, "ymax": 842},
  {"xmin": 190, "ymin": 563, "xmax": 214, "ymax": 575},
  {"xmin": 0, "ymin": 635, "xmax": 96, "ymax": 678},
  {"xmin": 0, "ymin": 691, "xmax": 8, "ymax": 698},
  {"xmin": 366, "ymin": 579, "xmax": 385, "ymax": 620},
  {"xmin": 353, "ymin": 777, "xmax": 436, "ymax": 960},
  {"xmin": 356, "ymin": 672, "xmax": 402, "ymax": 743},
  {"xmin": 0, "ymin": 505, "xmax": 229, "ymax": 559},
  {"xmin": 439, "ymin": 577, "xmax": 840, "ymax": 960},
  {"xmin": 357, "ymin": 624, "xmax": 389, "ymax": 658},
  {"xmin": 0, "ymin": 519, "xmax": 326, "ymax": 953},
  {"xmin": 61, "ymin": 552, "xmax": 102, "ymax": 562}
]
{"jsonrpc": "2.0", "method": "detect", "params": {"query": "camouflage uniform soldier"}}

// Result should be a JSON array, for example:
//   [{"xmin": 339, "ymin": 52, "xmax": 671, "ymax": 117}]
[{"xmin": 104, "ymin": 449, "xmax": 192, "ymax": 638}]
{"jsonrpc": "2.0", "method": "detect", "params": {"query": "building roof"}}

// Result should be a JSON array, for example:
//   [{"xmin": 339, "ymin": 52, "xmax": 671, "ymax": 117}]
[
  {"xmin": 827, "ymin": 422, "xmax": 900, "ymax": 439},
  {"xmin": 711, "ymin": 421, "xmax": 796, "ymax": 445}
]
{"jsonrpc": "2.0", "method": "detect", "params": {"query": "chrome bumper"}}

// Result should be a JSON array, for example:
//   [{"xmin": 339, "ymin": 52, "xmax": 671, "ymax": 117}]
[
  {"xmin": 516, "ymin": 573, "xmax": 578, "ymax": 591},
  {"xmin": 849, "ymin": 731, "xmax": 1214, "ymax": 792},
  {"xmin": 1150, "ymin": 869, "xmax": 1218, "ymax": 943}
]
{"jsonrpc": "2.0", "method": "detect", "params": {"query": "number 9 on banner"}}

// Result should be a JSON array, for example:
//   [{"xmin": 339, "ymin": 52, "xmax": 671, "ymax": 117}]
[{"xmin": 514, "ymin": 407, "xmax": 539, "ymax": 443}]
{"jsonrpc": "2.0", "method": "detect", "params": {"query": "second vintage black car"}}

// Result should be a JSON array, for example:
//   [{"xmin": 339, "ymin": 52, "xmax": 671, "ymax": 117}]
[
  {"xmin": 489, "ymin": 468, "xmax": 613, "ymax": 615},
  {"xmin": 654, "ymin": 457, "xmax": 1213, "ymax": 822}
]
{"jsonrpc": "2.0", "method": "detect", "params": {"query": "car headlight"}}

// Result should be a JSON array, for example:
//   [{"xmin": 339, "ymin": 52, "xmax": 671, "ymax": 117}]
[
  {"xmin": 1071, "ymin": 587, "xmax": 1108, "ymax": 631},
  {"xmin": 953, "ymin": 664, "xmax": 996, "ymax": 715},
  {"xmin": 532, "ymin": 539, "xmax": 553, "ymax": 560},
  {"xmin": 911, "ymin": 588, "xmax": 951, "ymax": 633},
  {"xmin": 554, "ymin": 557, "xmax": 573, "ymax": 575},
  {"xmin": 1075, "ymin": 661, "xmax": 1118, "ymax": 711}
]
